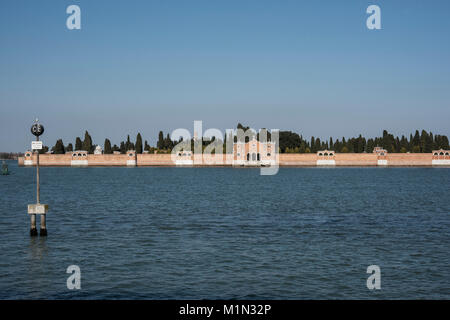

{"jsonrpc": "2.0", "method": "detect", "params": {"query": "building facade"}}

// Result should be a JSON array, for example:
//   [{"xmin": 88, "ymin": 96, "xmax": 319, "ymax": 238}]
[{"xmin": 233, "ymin": 137, "xmax": 276, "ymax": 166}]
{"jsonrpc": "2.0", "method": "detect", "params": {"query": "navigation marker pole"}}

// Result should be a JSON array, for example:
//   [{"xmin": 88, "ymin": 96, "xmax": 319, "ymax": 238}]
[{"xmin": 28, "ymin": 119, "xmax": 48, "ymax": 236}]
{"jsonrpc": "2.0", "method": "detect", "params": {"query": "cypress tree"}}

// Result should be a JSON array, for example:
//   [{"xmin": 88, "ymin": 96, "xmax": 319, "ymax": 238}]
[
  {"xmin": 135, "ymin": 133, "xmax": 143, "ymax": 154},
  {"xmin": 66, "ymin": 143, "xmax": 73, "ymax": 152},
  {"xmin": 104, "ymin": 139, "xmax": 112, "ymax": 154},
  {"xmin": 120, "ymin": 141, "xmax": 126, "ymax": 154},
  {"xmin": 164, "ymin": 133, "xmax": 172, "ymax": 150},
  {"xmin": 315, "ymin": 138, "xmax": 321, "ymax": 151},
  {"xmin": 125, "ymin": 135, "xmax": 132, "ymax": 151},
  {"xmin": 52, "ymin": 139, "xmax": 65, "ymax": 154},
  {"xmin": 412, "ymin": 130, "xmax": 420, "ymax": 149},
  {"xmin": 310, "ymin": 136, "xmax": 315, "ymax": 153},
  {"xmin": 75, "ymin": 137, "xmax": 83, "ymax": 151},
  {"xmin": 82, "ymin": 131, "xmax": 93, "ymax": 153},
  {"xmin": 157, "ymin": 131, "xmax": 164, "ymax": 149}
]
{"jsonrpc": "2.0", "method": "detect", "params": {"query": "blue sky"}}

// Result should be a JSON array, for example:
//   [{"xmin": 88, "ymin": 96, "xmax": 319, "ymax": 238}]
[{"xmin": 1, "ymin": 0, "xmax": 449, "ymax": 151}]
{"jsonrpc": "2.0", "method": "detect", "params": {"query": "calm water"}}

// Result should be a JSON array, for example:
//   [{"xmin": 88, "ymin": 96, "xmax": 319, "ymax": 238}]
[{"xmin": 0, "ymin": 160, "xmax": 449, "ymax": 299}]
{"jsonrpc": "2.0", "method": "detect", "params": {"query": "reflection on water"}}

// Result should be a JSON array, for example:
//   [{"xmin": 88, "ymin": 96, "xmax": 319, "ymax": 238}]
[{"xmin": 28, "ymin": 237, "xmax": 48, "ymax": 261}]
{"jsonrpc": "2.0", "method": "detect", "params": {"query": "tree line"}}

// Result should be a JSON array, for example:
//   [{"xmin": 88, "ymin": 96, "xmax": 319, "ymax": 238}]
[
  {"xmin": 278, "ymin": 129, "xmax": 449, "ymax": 153},
  {"xmin": 46, "ymin": 126, "xmax": 449, "ymax": 155},
  {"xmin": 0, "ymin": 152, "xmax": 24, "ymax": 160}
]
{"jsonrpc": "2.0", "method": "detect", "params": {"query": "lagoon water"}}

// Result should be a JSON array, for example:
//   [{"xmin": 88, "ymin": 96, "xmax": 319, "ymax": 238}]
[{"xmin": 0, "ymin": 160, "xmax": 449, "ymax": 299}]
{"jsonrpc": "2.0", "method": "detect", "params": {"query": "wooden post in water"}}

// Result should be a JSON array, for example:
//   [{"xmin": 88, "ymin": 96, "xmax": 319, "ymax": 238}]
[{"xmin": 28, "ymin": 120, "xmax": 48, "ymax": 236}]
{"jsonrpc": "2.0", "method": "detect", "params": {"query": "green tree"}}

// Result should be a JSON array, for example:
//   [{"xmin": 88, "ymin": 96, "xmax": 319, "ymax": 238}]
[
  {"xmin": 157, "ymin": 131, "xmax": 164, "ymax": 149},
  {"xmin": 104, "ymin": 139, "xmax": 112, "ymax": 154},
  {"xmin": 52, "ymin": 139, "xmax": 65, "ymax": 154},
  {"xmin": 75, "ymin": 137, "xmax": 82, "ymax": 151},
  {"xmin": 66, "ymin": 143, "xmax": 73, "ymax": 152},
  {"xmin": 120, "ymin": 141, "xmax": 126, "ymax": 154},
  {"xmin": 135, "ymin": 133, "xmax": 143, "ymax": 154},
  {"xmin": 38, "ymin": 146, "xmax": 49, "ymax": 154},
  {"xmin": 412, "ymin": 145, "xmax": 421, "ymax": 153},
  {"xmin": 82, "ymin": 131, "xmax": 93, "ymax": 153},
  {"xmin": 144, "ymin": 140, "xmax": 150, "ymax": 151},
  {"xmin": 125, "ymin": 135, "xmax": 132, "ymax": 151},
  {"xmin": 412, "ymin": 130, "xmax": 420, "ymax": 150}
]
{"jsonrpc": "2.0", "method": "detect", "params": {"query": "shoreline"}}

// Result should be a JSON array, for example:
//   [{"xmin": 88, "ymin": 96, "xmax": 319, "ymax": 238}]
[{"xmin": 17, "ymin": 151, "xmax": 450, "ymax": 167}]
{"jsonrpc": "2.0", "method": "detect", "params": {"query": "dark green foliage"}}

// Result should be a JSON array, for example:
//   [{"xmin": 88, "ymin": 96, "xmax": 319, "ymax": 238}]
[
  {"xmin": 52, "ymin": 139, "xmax": 65, "ymax": 154},
  {"xmin": 82, "ymin": 131, "xmax": 93, "ymax": 153},
  {"xmin": 104, "ymin": 139, "xmax": 112, "ymax": 154},
  {"xmin": 48, "ymin": 127, "xmax": 449, "ymax": 156},
  {"xmin": 157, "ymin": 131, "xmax": 164, "ymax": 149},
  {"xmin": 38, "ymin": 146, "xmax": 49, "ymax": 154},
  {"xmin": 135, "ymin": 133, "xmax": 143, "ymax": 154},
  {"xmin": 75, "ymin": 137, "xmax": 82, "ymax": 151}
]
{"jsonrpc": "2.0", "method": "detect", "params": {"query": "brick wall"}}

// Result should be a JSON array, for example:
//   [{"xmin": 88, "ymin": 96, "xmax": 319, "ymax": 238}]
[{"xmin": 17, "ymin": 153, "xmax": 436, "ymax": 166}]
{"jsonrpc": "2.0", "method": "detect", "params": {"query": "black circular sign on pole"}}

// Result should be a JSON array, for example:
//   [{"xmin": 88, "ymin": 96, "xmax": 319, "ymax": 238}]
[{"xmin": 31, "ymin": 123, "xmax": 44, "ymax": 137}]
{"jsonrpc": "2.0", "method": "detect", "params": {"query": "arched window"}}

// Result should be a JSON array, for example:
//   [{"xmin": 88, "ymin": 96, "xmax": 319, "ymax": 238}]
[
  {"xmin": 73, "ymin": 153, "xmax": 76, "ymax": 157},
  {"xmin": 252, "ymin": 153, "xmax": 256, "ymax": 161},
  {"xmin": 247, "ymin": 153, "xmax": 250, "ymax": 161},
  {"xmin": 257, "ymin": 153, "xmax": 260, "ymax": 161},
  {"xmin": 434, "ymin": 152, "xmax": 438, "ymax": 156},
  {"xmin": 82, "ymin": 153, "xmax": 87, "ymax": 157},
  {"xmin": 129, "ymin": 153, "xmax": 133, "ymax": 157},
  {"xmin": 78, "ymin": 153, "xmax": 82, "ymax": 157},
  {"xmin": 445, "ymin": 152, "xmax": 449, "ymax": 156},
  {"xmin": 324, "ymin": 152, "xmax": 328, "ymax": 156},
  {"xmin": 319, "ymin": 153, "xmax": 323, "ymax": 156},
  {"xmin": 440, "ymin": 152, "xmax": 444, "ymax": 156},
  {"xmin": 267, "ymin": 153, "xmax": 271, "ymax": 157}
]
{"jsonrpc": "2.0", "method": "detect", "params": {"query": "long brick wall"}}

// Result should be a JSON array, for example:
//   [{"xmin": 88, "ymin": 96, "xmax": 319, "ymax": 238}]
[
  {"xmin": 279, "ymin": 154, "xmax": 317, "ymax": 166},
  {"xmin": 335, "ymin": 153, "xmax": 378, "ymax": 166},
  {"xmin": 386, "ymin": 153, "xmax": 432, "ymax": 166},
  {"xmin": 17, "ymin": 152, "xmax": 444, "ymax": 167}
]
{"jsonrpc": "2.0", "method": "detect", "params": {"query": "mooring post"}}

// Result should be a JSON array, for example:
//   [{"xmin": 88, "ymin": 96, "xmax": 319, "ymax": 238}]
[
  {"xmin": 35, "ymin": 135, "xmax": 47, "ymax": 236},
  {"xmin": 40, "ymin": 214, "xmax": 47, "ymax": 236},
  {"xmin": 28, "ymin": 119, "xmax": 48, "ymax": 236},
  {"xmin": 30, "ymin": 135, "xmax": 40, "ymax": 236},
  {"xmin": 30, "ymin": 213, "xmax": 38, "ymax": 236}
]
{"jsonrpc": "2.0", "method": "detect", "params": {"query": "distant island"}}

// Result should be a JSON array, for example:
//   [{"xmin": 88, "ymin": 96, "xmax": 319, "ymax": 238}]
[
  {"xmin": 0, "ymin": 152, "xmax": 23, "ymax": 160},
  {"xmin": 17, "ymin": 124, "xmax": 450, "ymax": 168},
  {"xmin": 30, "ymin": 124, "xmax": 450, "ymax": 155}
]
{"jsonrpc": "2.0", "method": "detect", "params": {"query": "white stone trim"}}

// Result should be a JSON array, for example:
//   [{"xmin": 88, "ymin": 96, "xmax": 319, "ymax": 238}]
[
  {"xmin": 24, "ymin": 160, "xmax": 33, "ymax": 166},
  {"xmin": 432, "ymin": 159, "xmax": 450, "ymax": 165},
  {"xmin": 175, "ymin": 160, "xmax": 193, "ymax": 166},
  {"xmin": 126, "ymin": 160, "xmax": 136, "ymax": 166},
  {"xmin": 316, "ymin": 159, "xmax": 335, "ymax": 166},
  {"xmin": 377, "ymin": 159, "xmax": 388, "ymax": 166},
  {"xmin": 71, "ymin": 160, "xmax": 88, "ymax": 166}
]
